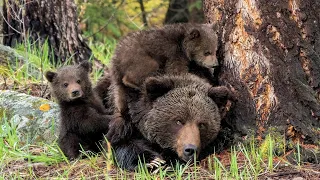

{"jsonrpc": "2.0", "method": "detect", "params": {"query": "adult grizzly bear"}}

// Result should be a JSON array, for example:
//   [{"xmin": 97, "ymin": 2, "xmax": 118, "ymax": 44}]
[
  {"xmin": 108, "ymin": 23, "xmax": 219, "ymax": 144},
  {"xmin": 112, "ymin": 74, "xmax": 236, "ymax": 170},
  {"xmin": 45, "ymin": 61, "xmax": 112, "ymax": 159}
]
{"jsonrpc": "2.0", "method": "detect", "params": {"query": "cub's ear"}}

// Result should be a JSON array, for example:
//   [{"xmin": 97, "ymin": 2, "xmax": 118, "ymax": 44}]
[
  {"xmin": 208, "ymin": 86, "xmax": 237, "ymax": 107},
  {"xmin": 145, "ymin": 77, "xmax": 174, "ymax": 101},
  {"xmin": 78, "ymin": 61, "xmax": 92, "ymax": 73},
  {"xmin": 189, "ymin": 29, "xmax": 200, "ymax": 40},
  {"xmin": 45, "ymin": 71, "xmax": 57, "ymax": 83}
]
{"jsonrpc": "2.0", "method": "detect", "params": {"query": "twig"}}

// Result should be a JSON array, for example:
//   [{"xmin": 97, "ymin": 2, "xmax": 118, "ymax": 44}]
[
  {"xmin": 0, "ymin": 9, "xmax": 23, "ymax": 34},
  {"xmin": 0, "ymin": 33, "xmax": 15, "ymax": 37},
  {"xmin": 84, "ymin": 0, "xmax": 125, "ymax": 39},
  {"xmin": 40, "ymin": 84, "xmax": 49, "ymax": 98},
  {"xmin": 84, "ymin": 14, "xmax": 115, "ymax": 39}
]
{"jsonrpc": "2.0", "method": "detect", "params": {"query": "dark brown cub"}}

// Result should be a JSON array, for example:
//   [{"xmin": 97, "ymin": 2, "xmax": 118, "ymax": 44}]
[{"xmin": 45, "ymin": 61, "xmax": 112, "ymax": 159}]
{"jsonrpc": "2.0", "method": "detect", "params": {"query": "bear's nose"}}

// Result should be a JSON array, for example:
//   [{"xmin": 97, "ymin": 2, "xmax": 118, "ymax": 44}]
[
  {"xmin": 183, "ymin": 144, "xmax": 198, "ymax": 160},
  {"xmin": 71, "ymin": 90, "xmax": 80, "ymax": 97}
]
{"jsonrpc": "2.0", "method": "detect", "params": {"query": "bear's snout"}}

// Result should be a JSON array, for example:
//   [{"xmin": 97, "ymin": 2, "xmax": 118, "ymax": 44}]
[
  {"xmin": 68, "ymin": 84, "xmax": 83, "ymax": 99},
  {"xmin": 71, "ymin": 90, "xmax": 80, "ymax": 97},
  {"xmin": 175, "ymin": 122, "xmax": 201, "ymax": 162},
  {"xmin": 183, "ymin": 144, "xmax": 198, "ymax": 161},
  {"xmin": 69, "ymin": 89, "xmax": 83, "ymax": 99},
  {"xmin": 202, "ymin": 54, "xmax": 218, "ymax": 68}
]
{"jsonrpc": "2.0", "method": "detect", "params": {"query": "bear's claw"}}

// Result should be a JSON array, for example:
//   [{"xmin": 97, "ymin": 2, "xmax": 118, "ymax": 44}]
[{"xmin": 146, "ymin": 157, "xmax": 171, "ymax": 174}]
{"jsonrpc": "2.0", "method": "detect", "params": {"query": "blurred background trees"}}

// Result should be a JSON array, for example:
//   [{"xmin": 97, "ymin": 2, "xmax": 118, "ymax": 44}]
[
  {"xmin": 1, "ymin": 0, "xmax": 203, "ymax": 64},
  {"xmin": 77, "ymin": 0, "xmax": 203, "ymax": 41}
]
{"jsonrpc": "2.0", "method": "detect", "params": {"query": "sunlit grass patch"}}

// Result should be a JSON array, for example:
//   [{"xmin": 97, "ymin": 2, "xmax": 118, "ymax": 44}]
[
  {"xmin": 89, "ymin": 38, "xmax": 116, "ymax": 66},
  {"xmin": 1, "ymin": 38, "xmax": 116, "ymax": 98},
  {"xmin": 200, "ymin": 135, "xmax": 301, "ymax": 180},
  {"xmin": 1, "ymin": 107, "xmax": 310, "ymax": 179}
]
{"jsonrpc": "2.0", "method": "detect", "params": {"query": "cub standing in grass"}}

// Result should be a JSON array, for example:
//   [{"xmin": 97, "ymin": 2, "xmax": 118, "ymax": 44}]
[
  {"xmin": 107, "ymin": 23, "xmax": 220, "ymax": 144},
  {"xmin": 45, "ymin": 61, "xmax": 112, "ymax": 159}
]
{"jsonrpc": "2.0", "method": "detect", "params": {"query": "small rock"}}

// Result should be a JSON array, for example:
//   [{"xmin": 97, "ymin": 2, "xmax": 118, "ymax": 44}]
[{"xmin": 0, "ymin": 90, "xmax": 60, "ymax": 144}]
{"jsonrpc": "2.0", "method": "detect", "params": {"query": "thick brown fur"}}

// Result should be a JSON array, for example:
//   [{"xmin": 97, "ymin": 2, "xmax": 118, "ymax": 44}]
[
  {"xmin": 93, "ymin": 67, "xmax": 113, "ymax": 112},
  {"xmin": 107, "ymin": 23, "xmax": 219, "ymax": 144},
  {"xmin": 45, "ymin": 61, "xmax": 112, "ymax": 159},
  {"xmin": 112, "ymin": 74, "xmax": 236, "ymax": 170}
]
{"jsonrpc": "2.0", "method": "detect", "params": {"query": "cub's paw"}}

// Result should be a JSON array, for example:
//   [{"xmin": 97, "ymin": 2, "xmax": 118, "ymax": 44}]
[{"xmin": 107, "ymin": 116, "xmax": 132, "ymax": 145}]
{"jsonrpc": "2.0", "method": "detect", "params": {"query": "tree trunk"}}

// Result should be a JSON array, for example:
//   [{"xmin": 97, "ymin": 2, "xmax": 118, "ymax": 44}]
[
  {"xmin": 165, "ymin": 0, "xmax": 189, "ymax": 24},
  {"xmin": 2, "ymin": 0, "xmax": 92, "ymax": 64},
  {"xmin": 137, "ymin": 0, "xmax": 148, "ymax": 27},
  {"xmin": 188, "ymin": 0, "xmax": 204, "ymax": 23},
  {"xmin": 203, "ymin": 0, "xmax": 320, "ymax": 145}
]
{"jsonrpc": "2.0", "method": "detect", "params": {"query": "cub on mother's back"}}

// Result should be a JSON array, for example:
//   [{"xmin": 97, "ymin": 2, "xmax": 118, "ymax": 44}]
[
  {"xmin": 107, "ymin": 23, "xmax": 219, "ymax": 143},
  {"xmin": 112, "ymin": 23, "xmax": 218, "ymax": 90},
  {"xmin": 45, "ymin": 61, "xmax": 112, "ymax": 159}
]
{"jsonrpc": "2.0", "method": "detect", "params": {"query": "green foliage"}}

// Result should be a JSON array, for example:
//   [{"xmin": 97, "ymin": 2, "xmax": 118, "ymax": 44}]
[
  {"xmin": 0, "ymin": 111, "xmax": 65, "ymax": 166},
  {"xmin": 188, "ymin": 0, "xmax": 202, "ymax": 11},
  {"xmin": 295, "ymin": 141, "xmax": 301, "ymax": 167},
  {"xmin": 77, "ymin": 0, "xmax": 169, "ymax": 42},
  {"xmin": 1, "ymin": 37, "xmax": 116, "ymax": 92},
  {"xmin": 6, "ymin": 39, "xmax": 56, "ymax": 86},
  {"xmin": 230, "ymin": 147, "xmax": 239, "ymax": 179},
  {"xmin": 89, "ymin": 38, "xmax": 116, "ymax": 66}
]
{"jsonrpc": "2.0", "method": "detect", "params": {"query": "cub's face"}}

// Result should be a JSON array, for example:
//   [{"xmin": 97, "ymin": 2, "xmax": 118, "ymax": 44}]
[
  {"xmin": 139, "ymin": 76, "xmax": 236, "ymax": 163},
  {"xmin": 183, "ymin": 25, "xmax": 219, "ymax": 68},
  {"xmin": 45, "ymin": 61, "xmax": 92, "ymax": 102}
]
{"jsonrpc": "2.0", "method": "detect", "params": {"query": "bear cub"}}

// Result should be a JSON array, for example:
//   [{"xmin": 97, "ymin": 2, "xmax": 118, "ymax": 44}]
[
  {"xmin": 108, "ymin": 23, "xmax": 219, "ymax": 144},
  {"xmin": 45, "ymin": 61, "xmax": 112, "ymax": 159}
]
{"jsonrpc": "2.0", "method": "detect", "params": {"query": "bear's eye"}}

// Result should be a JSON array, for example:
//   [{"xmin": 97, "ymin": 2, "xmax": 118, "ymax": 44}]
[
  {"xmin": 204, "ymin": 51, "xmax": 212, "ymax": 56},
  {"xmin": 77, "ymin": 80, "xmax": 81, "ymax": 84},
  {"xmin": 176, "ymin": 120, "xmax": 183, "ymax": 126},
  {"xmin": 63, "ymin": 83, "xmax": 68, "ymax": 87},
  {"xmin": 199, "ymin": 123, "xmax": 206, "ymax": 130}
]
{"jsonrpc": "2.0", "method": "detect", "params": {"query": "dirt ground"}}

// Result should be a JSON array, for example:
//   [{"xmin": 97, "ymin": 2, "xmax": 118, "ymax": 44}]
[{"xmin": 260, "ymin": 164, "xmax": 320, "ymax": 180}]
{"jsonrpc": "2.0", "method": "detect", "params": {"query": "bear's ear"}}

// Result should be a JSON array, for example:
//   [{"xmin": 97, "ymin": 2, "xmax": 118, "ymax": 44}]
[
  {"xmin": 45, "ymin": 71, "xmax": 57, "ymax": 83},
  {"xmin": 188, "ymin": 29, "xmax": 200, "ymax": 40},
  {"xmin": 78, "ymin": 61, "xmax": 92, "ymax": 73},
  {"xmin": 145, "ymin": 77, "xmax": 174, "ymax": 101},
  {"xmin": 208, "ymin": 86, "xmax": 237, "ymax": 108}
]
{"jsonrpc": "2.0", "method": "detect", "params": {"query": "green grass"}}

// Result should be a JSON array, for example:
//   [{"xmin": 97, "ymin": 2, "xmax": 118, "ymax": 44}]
[
  {"xmin": 0, "ymin": 109, "xmax": 305, "ymax": 179},
  {"xmin": 1, "ymin": 38, "xmax": 115, "ymax": 96},
  {"xmin": 89, "ymin": 38, "xmax": 117, "ymax": 66},
  {"xmin": 9, "ymin": 39, "xmax": 56, "ymax": 85}
]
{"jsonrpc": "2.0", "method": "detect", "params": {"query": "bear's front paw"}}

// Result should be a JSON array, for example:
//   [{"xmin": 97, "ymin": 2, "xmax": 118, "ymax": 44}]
[
  {"xmin": 107, "ymin": 116, "xmax": 132, "ymax": 144},
  {"xmin": 64, "ymin": 149, "xmax": 80, "ymax": 160},
  {"xmin": 146, "ymin": 157, "xmax": 172, "ymax": 174}
]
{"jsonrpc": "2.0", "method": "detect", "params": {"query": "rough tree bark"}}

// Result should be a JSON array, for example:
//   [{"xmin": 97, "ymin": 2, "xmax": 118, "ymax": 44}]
[
  {"xmin": 2, "ymin": 0, "xmax": 92, "ymax": 64},
  {"xmin": 203, "ymin": 0, "xmax": 320, "ymax": 145},
  {"xmin": 165, "ymin": 0, "xmax": 204, "ymax": 24},
  {"xmin": 165, "ymin": 0, "xmax": 189, "ymax": 24}
]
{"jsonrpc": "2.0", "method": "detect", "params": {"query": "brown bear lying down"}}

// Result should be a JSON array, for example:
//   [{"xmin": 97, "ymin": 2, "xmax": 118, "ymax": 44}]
[
  {"xmin": 110, "ymin": 74, "xmax": 236, "ymax": 171},
  {"xmin": 107, "ymin": 23, "xmax": 219, "ymax": 144},
  {"xmin": 45, "ymin": 61, "xmax": 113, "ymax": 159}
]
